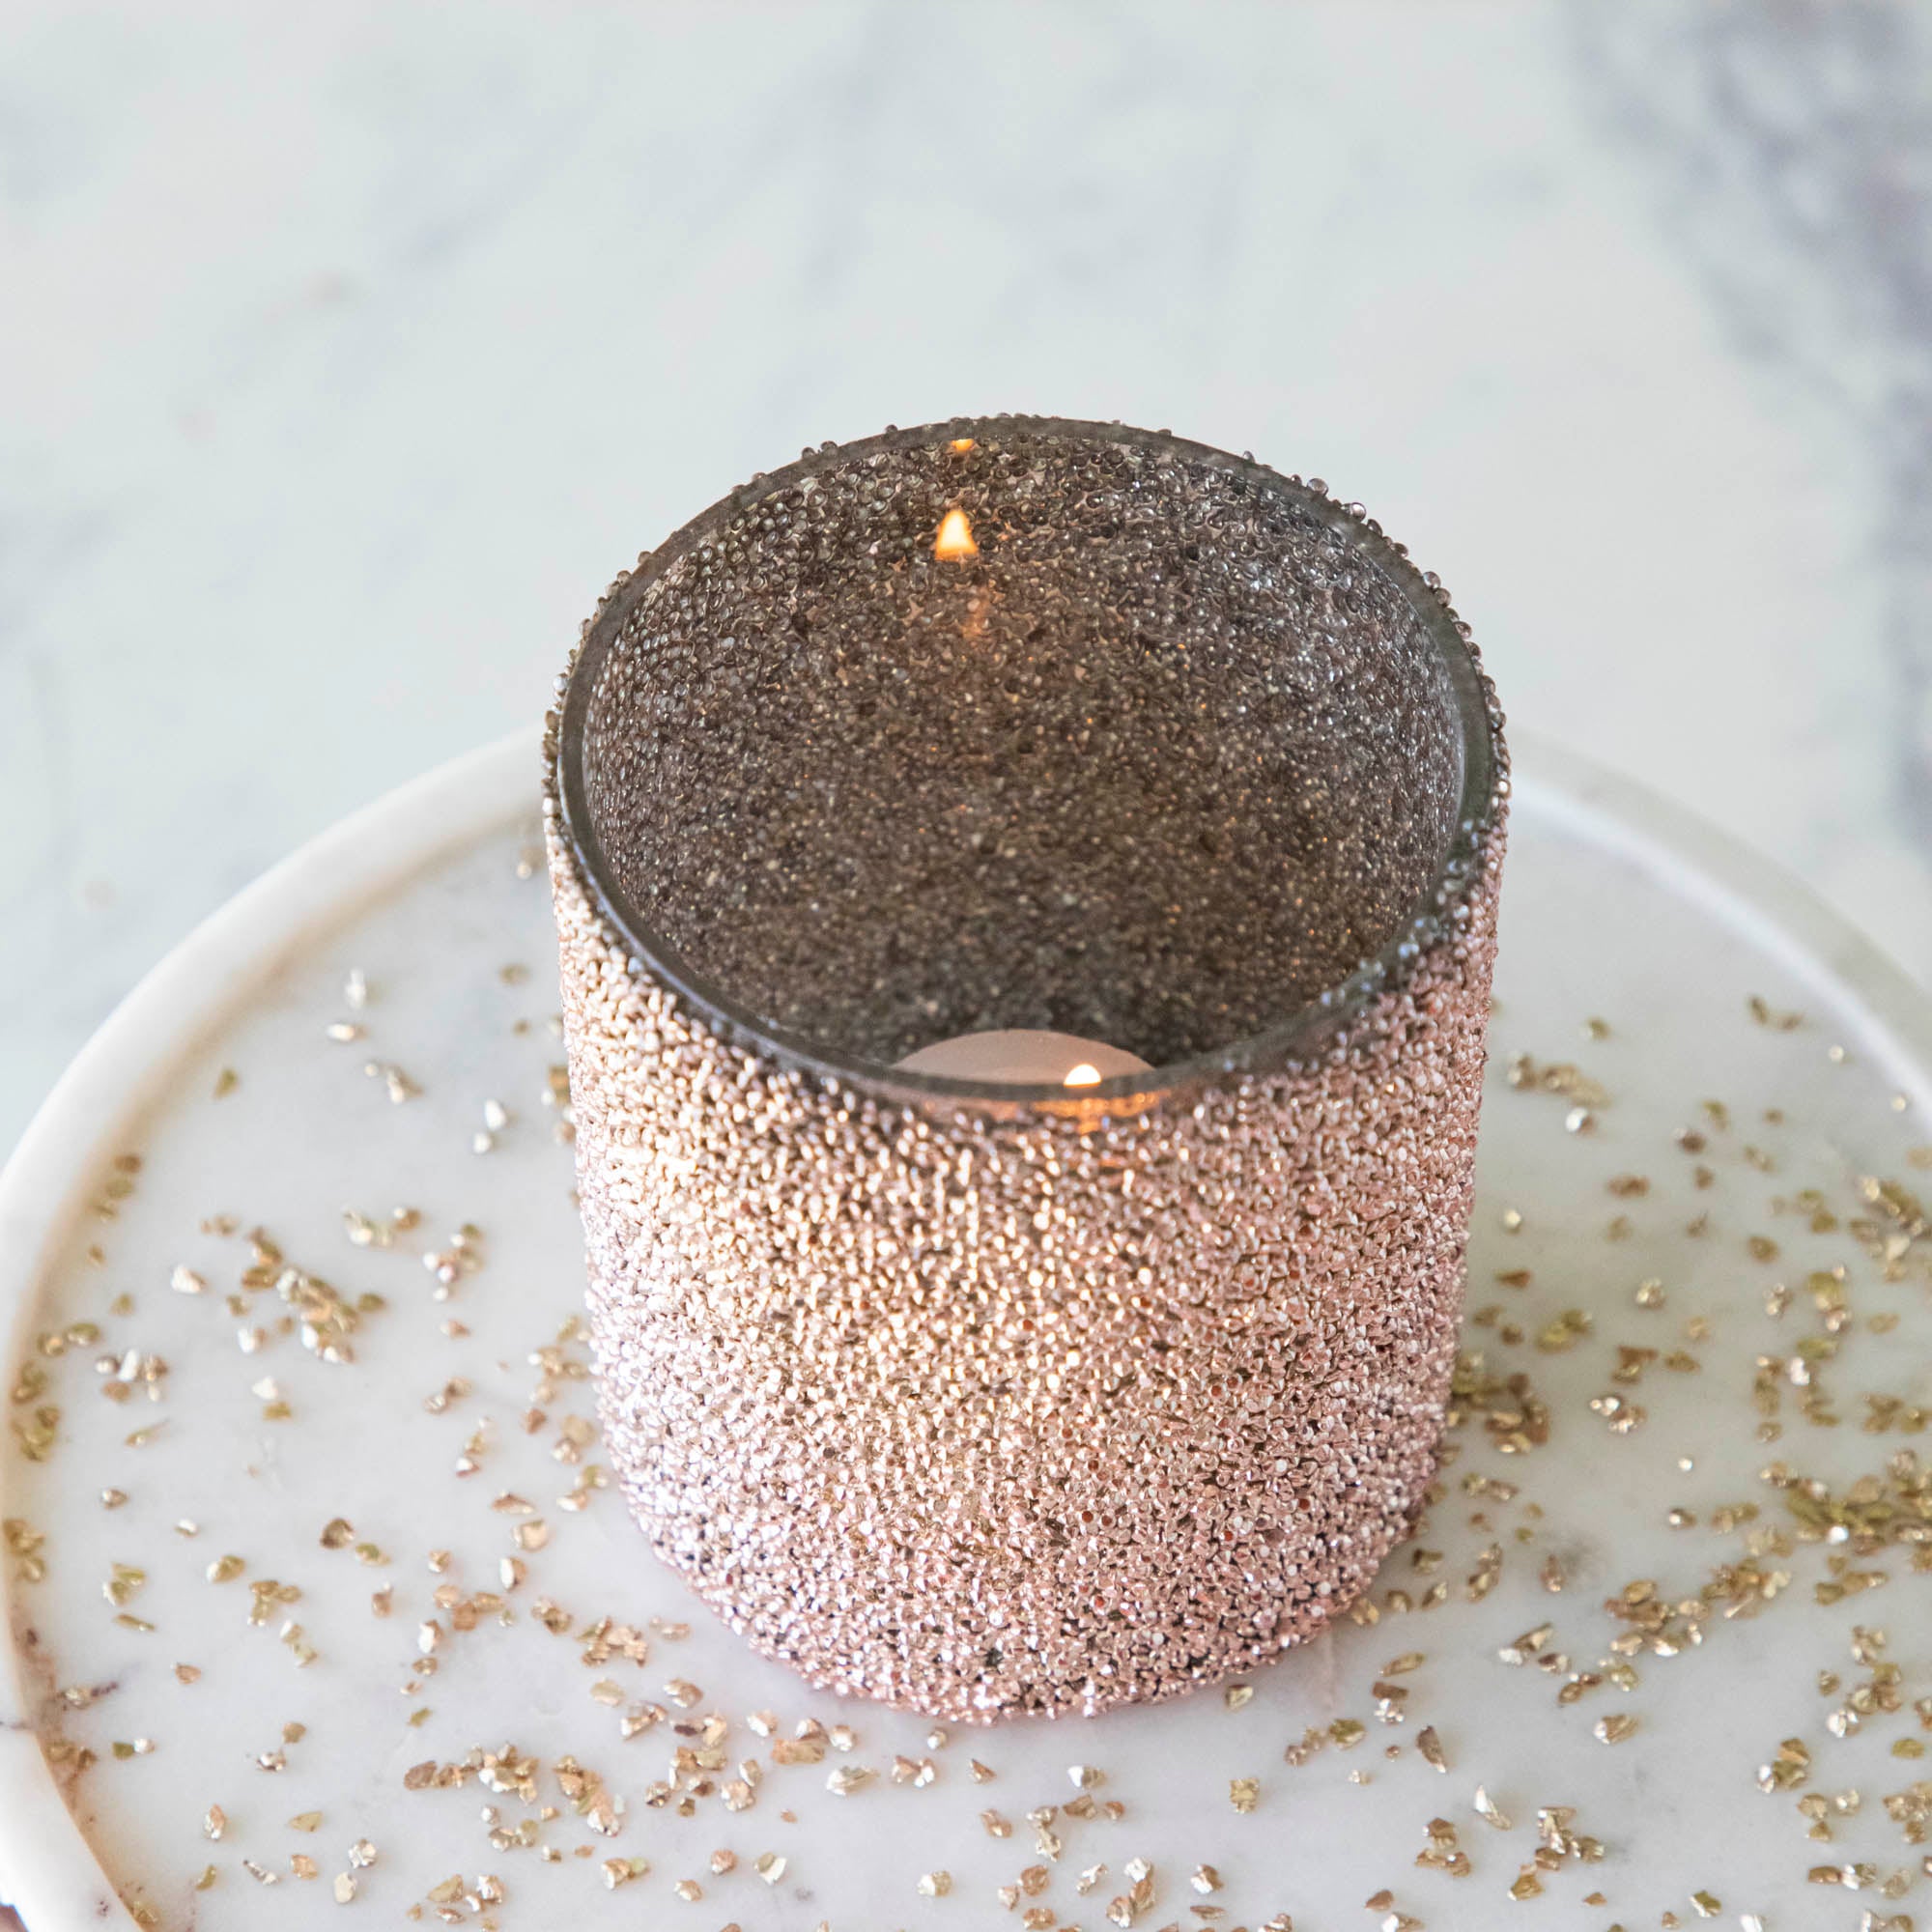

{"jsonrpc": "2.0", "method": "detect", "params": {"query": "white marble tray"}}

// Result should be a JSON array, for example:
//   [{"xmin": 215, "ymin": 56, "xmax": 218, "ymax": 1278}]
[{"xmin": 2, "ymin": 734, "xmax": 1929, "ymax": 1932}]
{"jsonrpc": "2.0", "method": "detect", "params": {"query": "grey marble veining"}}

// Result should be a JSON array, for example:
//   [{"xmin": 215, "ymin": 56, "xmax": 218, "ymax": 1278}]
[
  {"xmin": 1574, "ymin": 0, "xmax": 1932, "ymax": 916},
  {"xmin": 4, "ymin": 0, "xmax": 1931, "ymax": 1151}
]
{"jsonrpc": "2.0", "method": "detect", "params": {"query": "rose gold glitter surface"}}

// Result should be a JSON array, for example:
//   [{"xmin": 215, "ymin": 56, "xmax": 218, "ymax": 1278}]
[{"xmin": 546, "ymin": 417, "xmax": 1508, "ymax": 1721}]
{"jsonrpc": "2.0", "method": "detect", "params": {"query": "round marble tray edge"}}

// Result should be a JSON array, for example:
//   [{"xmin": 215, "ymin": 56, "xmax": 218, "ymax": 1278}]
[
  {"xmin": 0, "ymin": 733, "xmax": 536, "ymax": 1930},
  {"xmin": 0, "ymin": 726, "xmax": 1927, "ymax": 1928},
  {"xmin": 1514, "ymin": 736, "xmax": 1932, "ymax": 1119}
]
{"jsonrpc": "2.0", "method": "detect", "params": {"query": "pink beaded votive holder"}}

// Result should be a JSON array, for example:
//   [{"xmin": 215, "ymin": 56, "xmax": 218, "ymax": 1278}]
[{"xmin": 545, "ymin": 417, "xmax": 1508, "ymax": 1722}]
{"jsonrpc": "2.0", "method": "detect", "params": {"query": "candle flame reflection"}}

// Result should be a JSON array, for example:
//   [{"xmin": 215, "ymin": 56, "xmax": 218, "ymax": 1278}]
[
  {"xmin": 934, "ymin": 508, "xmax": 978, "ymax": 561},
  {"xmin": 1063, "ymin": 1063, "xmax": 1101, "ymax": 1088}
]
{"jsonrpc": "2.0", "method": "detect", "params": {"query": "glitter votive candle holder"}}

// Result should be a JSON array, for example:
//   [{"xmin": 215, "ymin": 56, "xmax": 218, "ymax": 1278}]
[{"xmin": 545, "ymin": 416, "xmax": 1509, "ymax": 1722}]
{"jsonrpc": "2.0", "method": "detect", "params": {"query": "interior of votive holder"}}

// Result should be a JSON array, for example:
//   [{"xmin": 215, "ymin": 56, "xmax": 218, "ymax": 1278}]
[{"xmin": 555, "ymin": 417, "xmax": 1498, "ymax": 1086}]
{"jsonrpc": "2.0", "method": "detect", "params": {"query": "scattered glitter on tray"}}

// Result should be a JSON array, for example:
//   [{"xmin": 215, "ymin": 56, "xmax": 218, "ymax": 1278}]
[{"xmin": 4, "ymin": 788, "xmax": 1931, "ymax": 1929}]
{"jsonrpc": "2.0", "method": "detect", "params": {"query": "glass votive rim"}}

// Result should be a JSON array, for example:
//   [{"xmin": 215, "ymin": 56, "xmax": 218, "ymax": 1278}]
[{"xmin": 551, "ymin": 414, "xmax": 1507, "ymax": 1109}]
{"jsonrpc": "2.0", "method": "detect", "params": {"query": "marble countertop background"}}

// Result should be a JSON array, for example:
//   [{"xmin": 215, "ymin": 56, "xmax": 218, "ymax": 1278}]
[{"xmin": 4, "ymin": 0, "xmax": 1931, "ymax": 1154}]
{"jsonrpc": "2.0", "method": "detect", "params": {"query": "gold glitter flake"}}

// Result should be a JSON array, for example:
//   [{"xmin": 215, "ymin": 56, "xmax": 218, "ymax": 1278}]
[
  {"xmin": 1497, "ymin": 1624, "xmax": 1553, "ymax": 1666},
  {"xmin": 246, "ymin": 1578, "xmax": 299, "ymax": 1626},
  {"xmin": 4, "ymin": 1519, "xmax": 46, "ymax": 1584},
  {"xmin": 1450, "ymin": 1355, "xmax": 1551, "ymax": 1454},
  {"xmin": 1230, "ymin": 1777, "xmax": 1260, "ymax": 1812},
  {"xmin": 1507, "ymin": 1054, "xmax": 1611, "ymax": 1108},
  {"xmin": 13, "ymin": 1406, "xmax": 61, "ymax": 1461},
  {"xmin": 102, "ymin": 1562, "xmax": 146, "ymax": 1607},
  {"xmin": 1536, "ymin": 1309, "xmax": 1593, "ymax": 1353},
  {"xmin": 1107, "ymin": 1859, "xmax": 1157, "ymax": 1924},
  {"xmin": 363, "ymin": 1061, "xmax": 419, "ymax": 1105}
]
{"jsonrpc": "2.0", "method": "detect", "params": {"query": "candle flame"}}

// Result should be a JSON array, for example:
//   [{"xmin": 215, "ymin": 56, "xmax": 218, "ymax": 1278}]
[
  {"xmin": 934, "ymin": 507, "xmax": 978, "ymax": 561},
  {"xmin": 1063, "ymin": 1063, "xmax": 1101, "ymax": 1088}
]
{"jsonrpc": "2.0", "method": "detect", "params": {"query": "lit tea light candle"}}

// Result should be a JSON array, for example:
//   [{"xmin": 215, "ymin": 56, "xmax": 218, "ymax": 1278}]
[
  {"xmin": 895, "ymin": 1029, "xmax": 1152, "ymax": 1087},
  {"xmin": 914, "ymin": 500, "xmax": 1139, "ymax": 1089}
]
